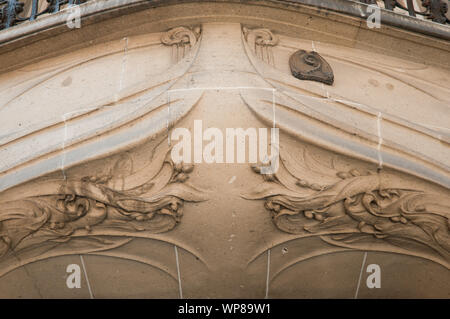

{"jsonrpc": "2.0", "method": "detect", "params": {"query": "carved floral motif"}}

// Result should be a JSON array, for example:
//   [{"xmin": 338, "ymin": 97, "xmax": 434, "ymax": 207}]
[
  {"xmin": 244, "ymin": 148, "xmax": 450, "ymax": 268},
  {"xmin": 161, "ymin": 26, "xmax": 202, "ymax": 63},
  {"xmin": 0, "ymin": 148, "xmax": 206, "ymax": 267},
  {"xmin": 242, "ymin": 27, "xmax": 279, "ymax": 66}
]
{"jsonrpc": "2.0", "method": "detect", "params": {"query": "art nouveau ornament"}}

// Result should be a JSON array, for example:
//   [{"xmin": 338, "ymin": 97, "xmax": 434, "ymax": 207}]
[
  {"xmin": 242, "ymin": 27, "xmax": 278, "ymax": 66},
  {"xmin": 0, "ymin": 4, "xmax": 449, "ymax": 297},
  {"xmin": 243, "ymin": 147, "xmax": 450, "ymax": 269},
  {"xmin": 0, "ymin": 145, "xmax": 207, "ymax": 277},
  {"xmin": 161, "ymin": 26, "xmax": 201, "ymax": 63}
]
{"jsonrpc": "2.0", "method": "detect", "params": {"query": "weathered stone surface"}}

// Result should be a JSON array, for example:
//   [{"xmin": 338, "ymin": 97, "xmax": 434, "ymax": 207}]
[{"xmin": 0, "ymin": 0, "xmax": 448, "ymax": 298}]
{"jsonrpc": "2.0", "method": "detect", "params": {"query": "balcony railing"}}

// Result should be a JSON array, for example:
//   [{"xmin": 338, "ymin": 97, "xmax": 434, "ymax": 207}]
[
  {"xmin": 361, "ymin": 0, "xmax": 449, "ymax": 23},
  {"xmin": 0, "ymin": 0, "xmax": 86, "ymax": 30},
  {"xmin": 0, "ymin": 0, "xmax": 449, "ymax": 31}
]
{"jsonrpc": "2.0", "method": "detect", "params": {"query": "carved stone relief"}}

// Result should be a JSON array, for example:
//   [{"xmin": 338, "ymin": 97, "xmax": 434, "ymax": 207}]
[
  {"xmin": 243, "ymin": 147, "xmax": 449, "ymax": 269},
  {"xmin": 242, "ymin": 27, "xmax": 279, "ymax": 66},
  {"xmin": 0, "ymin": 15, "xmax": 449, "ymax": 298},
  {"xmin": 241, "ymin": 26, "xmax": 450, "ymax": 189},
  {"xmin": 0, "ymin": 25, "xmax": 204, "ymax": 193},
  {"xmin": 0, "ymin": 142, "xmax": 207, "ymax": 277}
]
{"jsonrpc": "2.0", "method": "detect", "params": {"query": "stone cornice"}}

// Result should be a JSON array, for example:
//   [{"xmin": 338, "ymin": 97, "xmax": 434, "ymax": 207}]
[
  {"xmin": 1, "ymin": 0, "xmax": 449, "ymax": 45},
  {"xmin": 0, "ymin": 0, "xmax": 449, "ymax": 74}
]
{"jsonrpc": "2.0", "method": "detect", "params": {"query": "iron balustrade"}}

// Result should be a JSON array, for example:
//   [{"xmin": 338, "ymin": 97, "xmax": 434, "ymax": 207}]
[
  {"xmin": 0, "ymin": 0, "xmax": 449, "ymax": 31},
  {"xmin": 359, "ymin": 0, "xmax": 449, "ymax": 23}
]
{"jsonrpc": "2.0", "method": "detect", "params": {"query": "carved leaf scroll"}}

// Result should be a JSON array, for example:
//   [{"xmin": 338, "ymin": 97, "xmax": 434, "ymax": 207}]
[
  {"xmin": 289, "ymin": 50, "xmax": 334, "ymax": 85},
  {"xmin": 242, "ymin": 27, "xmax": 279, "ymax": 66},
  {"xmin": 244, "ymin": 148, "xmax": 450, "ymax": 268},
  {"xmin": 161, "ymin": 26, "xmax": 202, "ymax": 63}
]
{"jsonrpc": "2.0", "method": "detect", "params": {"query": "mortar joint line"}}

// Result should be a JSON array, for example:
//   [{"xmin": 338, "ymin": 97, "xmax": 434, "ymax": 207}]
[
  {"xmin": 80, "ymin": 255, "xmax": 94, "ymax": 299},
  {"xmin": 265, "ymin": 249, "xmax": 271, "ymax": 299},
  {"xmin": 174, "ymin": 245, "xmax": 183, "ymax": 299},
  {"xmin": 354, "ymin": 251, "xmax": 368, "ymax": 299}
]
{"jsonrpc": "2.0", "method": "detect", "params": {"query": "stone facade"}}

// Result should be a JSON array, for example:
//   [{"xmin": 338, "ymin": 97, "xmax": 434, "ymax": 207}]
[{"xmin": 0, "ymin": 0, "xmax": 449, "ymax": 298}]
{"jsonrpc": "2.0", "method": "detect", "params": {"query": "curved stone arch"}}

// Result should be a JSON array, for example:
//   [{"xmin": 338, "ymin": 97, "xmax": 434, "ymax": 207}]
[{"xmin": 0, "ymin": 0, "xmax": 448, "ymax": 298}]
